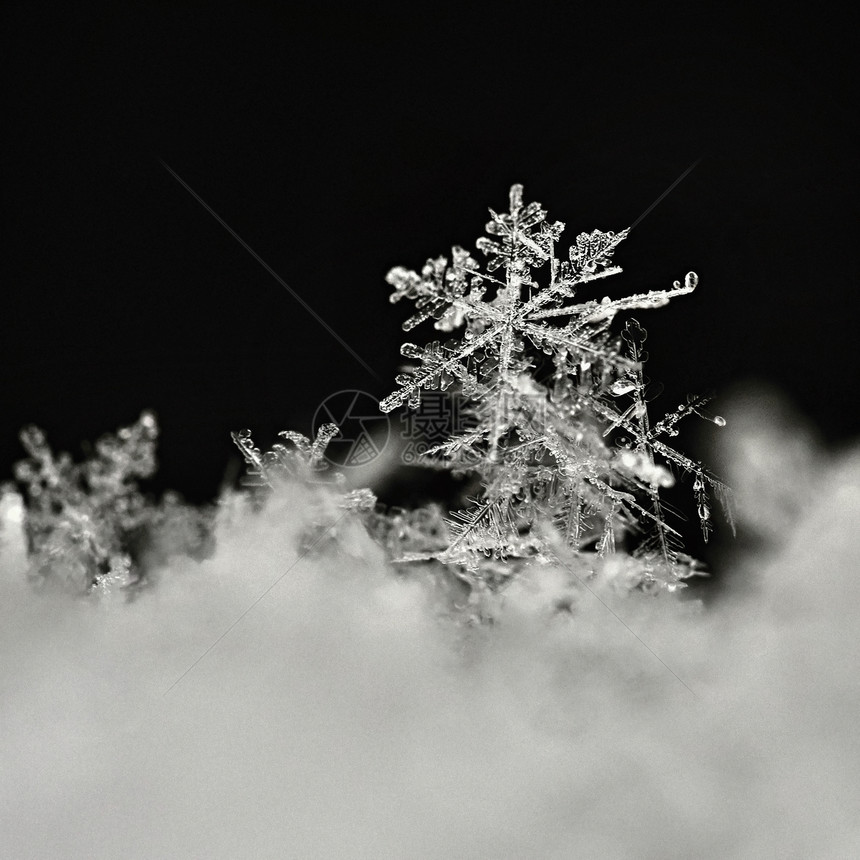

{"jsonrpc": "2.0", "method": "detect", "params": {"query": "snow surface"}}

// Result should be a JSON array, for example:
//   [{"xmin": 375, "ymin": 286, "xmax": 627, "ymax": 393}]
[{"xmin": 1, "ymin": 385, "xmax": 858, "ymax": 858}]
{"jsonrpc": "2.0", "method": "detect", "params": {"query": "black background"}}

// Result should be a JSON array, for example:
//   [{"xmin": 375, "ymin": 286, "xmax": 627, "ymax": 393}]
[{"xmin": 3, "ymin": 4, "xmax": 856, "ymax": 561}]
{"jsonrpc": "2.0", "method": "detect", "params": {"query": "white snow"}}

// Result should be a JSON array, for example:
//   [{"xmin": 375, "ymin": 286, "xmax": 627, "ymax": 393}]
[{"xmin": 1, "ymin": 384, "xmax": 858, "ymax": 858}]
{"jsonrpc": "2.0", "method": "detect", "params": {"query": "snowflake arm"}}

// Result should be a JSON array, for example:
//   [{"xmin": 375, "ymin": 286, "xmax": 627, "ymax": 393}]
[
  {"xmin": 379, "ymin": 327, "xmax": 501, "ymax": 412},
  {"xmin": 526, "ymin": 271, "xmax": 698, "ymax": 322}
]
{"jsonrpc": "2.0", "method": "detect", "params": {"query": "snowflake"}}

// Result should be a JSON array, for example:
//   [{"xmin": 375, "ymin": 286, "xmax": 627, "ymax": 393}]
[
  {"xmin": 379, "ymin": 184, "xmax": 732, "ymax": 587},
  {"xmin": 381, "ymin": 184, "xmax": 694, "ymax": 416}
]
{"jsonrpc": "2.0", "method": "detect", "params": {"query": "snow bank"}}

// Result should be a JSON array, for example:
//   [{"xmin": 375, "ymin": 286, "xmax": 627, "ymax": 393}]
[{"xmin": 1, "ymin": 385, "xmax": 858, "ymax": 858}]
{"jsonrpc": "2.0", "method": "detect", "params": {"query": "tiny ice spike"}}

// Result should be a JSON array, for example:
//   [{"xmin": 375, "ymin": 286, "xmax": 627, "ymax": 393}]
[
  {"xmin": 230, "ymin": 423, "xmax": 378, "ymax": 555},
  {"xmin": 381, "ymin": 184, "xmax": 733, "ymax": 588}
]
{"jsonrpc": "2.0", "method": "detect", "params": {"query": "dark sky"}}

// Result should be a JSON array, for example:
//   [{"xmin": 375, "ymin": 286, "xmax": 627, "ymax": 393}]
[{"xmin": 3, "ymin": 4, "xmax": 856, "ymax": 544}]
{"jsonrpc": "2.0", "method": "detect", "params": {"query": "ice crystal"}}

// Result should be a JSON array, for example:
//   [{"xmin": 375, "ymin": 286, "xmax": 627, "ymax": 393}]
[
  {"xmin": 365, "ymin": 503, "xmax": 449, "ymax": 559},
  {"xmin": 231, "ymin": 424, "xmax": 377, "ymax": 553},
  {"xmin": 13, "ymin": 412, "xmax": 159, "ymax": 593},
  {"xmin": 11, "ymin": 412, "xmax": 214, "ymax": 595},
  {"xmin": 380, "ymin": 184, "xmax": 732, "ymax": 588},
  {"xmin": 231, "ymin": 423, "xmax": 342, "ymax": 491}
]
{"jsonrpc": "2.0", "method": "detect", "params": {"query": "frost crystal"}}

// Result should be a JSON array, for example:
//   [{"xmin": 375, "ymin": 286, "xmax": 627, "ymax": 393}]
[
  {"xmin": 12, "ymin": 412, "xmax": 214, "ymax": 596},
  {"xmin": 231, "ymin": 424, "xmax": 378, "ymax": 553},
  {"xmin": 381, "ymin": 184, "xmax": 733, "ymax": 589},
  {"xmin": 13, "ymin": 412, "xmax": 159, "ymax": 593}
]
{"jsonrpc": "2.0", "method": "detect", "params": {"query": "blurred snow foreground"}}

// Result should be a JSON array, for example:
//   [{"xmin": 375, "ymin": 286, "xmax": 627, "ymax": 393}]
[{"xmin": 1, "ymin": 384, "xmax": 859, "ymax": 858}]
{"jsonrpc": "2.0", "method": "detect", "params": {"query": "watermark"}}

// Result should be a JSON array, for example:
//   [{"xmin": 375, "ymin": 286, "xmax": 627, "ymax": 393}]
[
  {"xmin": 399, "ymin": 392, "xmax": 477, "ymax": 464},
  {"xmin": 398, "ymin": 388, "xmax": 551, "ymax": 466},
  {"xmin": 313, "ymin": 387, "xmax": 557, "ymax": 469},
  {"xmin": 312, "ymin": 390, "xmax": 390, "ymax": 468}
]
